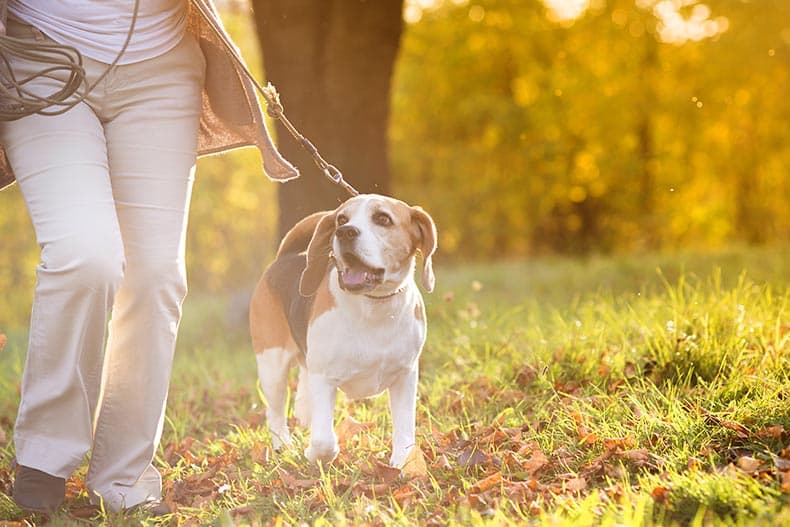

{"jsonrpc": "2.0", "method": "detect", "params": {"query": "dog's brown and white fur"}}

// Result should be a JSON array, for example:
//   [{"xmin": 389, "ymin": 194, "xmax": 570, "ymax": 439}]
[{"xmin": 249, "ymin": 194, "xmax": 437, "ymax": 466}]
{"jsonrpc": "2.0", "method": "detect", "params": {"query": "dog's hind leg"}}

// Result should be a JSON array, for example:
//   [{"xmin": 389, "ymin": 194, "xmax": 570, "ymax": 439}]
[
  {"xmin": 250, "ymin": 276, "xmax": 300, "ymax": 450},
  {"xmin": 293, "ymin": 365, "xmax": 311, "ymax": 427},
  {"xmin": 256, "ymin": 347, "xmax": 294, "ymax": 450}
]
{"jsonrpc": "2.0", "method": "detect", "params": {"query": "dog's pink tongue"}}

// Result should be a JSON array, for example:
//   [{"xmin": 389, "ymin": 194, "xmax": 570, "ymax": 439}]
[{"xmin": 342, "ymin": 269, "xmax": 369, "ymax": 287}]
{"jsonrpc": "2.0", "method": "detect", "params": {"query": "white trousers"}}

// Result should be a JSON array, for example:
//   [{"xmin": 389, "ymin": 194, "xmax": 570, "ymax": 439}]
[{"xmin": 0, "ymin": 19, "xmax": 205, "ymax": 511}]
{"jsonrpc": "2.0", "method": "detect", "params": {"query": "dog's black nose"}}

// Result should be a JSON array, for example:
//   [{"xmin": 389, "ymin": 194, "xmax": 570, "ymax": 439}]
[{"xmin": 336, "ymin": 225, "xmax": 360, "ymax": 242}]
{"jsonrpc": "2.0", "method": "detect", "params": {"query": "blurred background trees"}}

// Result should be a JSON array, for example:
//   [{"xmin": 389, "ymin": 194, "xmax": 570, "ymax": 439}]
[
  {"xmin": 391, "ymin": 0, "xmax": 789, "ymax": 257},
  {"xmin": 1, "ymin": 0, "xmax": 788, "ymax": 326}
]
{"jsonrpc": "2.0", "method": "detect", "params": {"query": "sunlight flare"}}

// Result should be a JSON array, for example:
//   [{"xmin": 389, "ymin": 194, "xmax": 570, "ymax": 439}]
[
  {"xmin": 642, "ymin": 0, "xmax": 729, "ymax": 44},
  {"xmin": 542, "ymin": 0, "xmax": 590, "ymax": 23}
]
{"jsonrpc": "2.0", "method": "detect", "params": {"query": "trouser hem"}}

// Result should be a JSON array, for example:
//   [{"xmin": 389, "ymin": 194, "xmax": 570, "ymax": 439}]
[{"xmin": 14, "ymin": 433, "xmax": 85, "ymax": 478}]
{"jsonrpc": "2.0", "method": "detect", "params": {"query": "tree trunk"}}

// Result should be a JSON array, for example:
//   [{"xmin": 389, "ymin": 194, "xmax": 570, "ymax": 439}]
[
  {"xmin": 636, "ymin": 34, "xmax": 658, "ymax": 249},
  {"xmin": 252, "ymin": 0, "xmax": 404, "ymax": 239}
]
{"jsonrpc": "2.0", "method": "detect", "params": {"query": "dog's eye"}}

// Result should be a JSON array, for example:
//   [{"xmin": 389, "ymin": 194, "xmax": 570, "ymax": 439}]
[
  {"xmin": 337, "ymin": 214, "xmax": 349, "ymax": 226},
  {"xmin": 373, "ymin": 212, "xmax": 393, "ymax": 227}
]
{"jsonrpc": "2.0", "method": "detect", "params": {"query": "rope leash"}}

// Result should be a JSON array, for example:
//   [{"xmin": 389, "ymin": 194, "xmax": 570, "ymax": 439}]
[{"xmin": 0, "ymin": 0, "xmax": 359, "ymax": 197}]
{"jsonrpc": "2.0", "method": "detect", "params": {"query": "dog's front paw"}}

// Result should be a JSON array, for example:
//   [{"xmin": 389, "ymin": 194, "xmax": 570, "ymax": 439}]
[
  {"xmin": 389, "ymin": 450, "xmax": 409, "ymax": 468},
  {"xmin": 389, "ymin": 441, "xmax": 418, "ymax": 468},
  {"xmin": 304, "ymin": 439, "xmax": 339, "ymax": 464}
]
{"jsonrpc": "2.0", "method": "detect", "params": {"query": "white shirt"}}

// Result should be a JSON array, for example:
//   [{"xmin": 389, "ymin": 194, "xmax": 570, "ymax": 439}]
[{"xmin": 8, "ymin": 0, "xmax": 188, "ymax": 65}]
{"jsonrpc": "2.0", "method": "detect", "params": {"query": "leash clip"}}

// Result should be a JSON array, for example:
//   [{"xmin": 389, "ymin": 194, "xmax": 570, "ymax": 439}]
[
  {"xmin": 323, "ymin": 164, "xmax": 359, "ymax": 197},
  {"xmin": 323, "ymin": 165, "xmax": 343, "ymax": 186}
]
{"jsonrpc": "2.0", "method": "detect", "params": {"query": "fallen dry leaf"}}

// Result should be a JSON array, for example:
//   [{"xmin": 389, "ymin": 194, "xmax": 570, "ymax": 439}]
[
  {"xmin": 719, "ymin": 420, "xmax": 750, "ymax": 439},
  {"xmin": 514, "ymin": 365, "xmax": 539, "ymax": 387},
  {"xmin": 164, "ymin": 491, "xmax": 180, "ymax": 515},
  {"xmin": 469, "ymin": 472, "xmax": 502, "ymax": 494},
  {"xmin": 65, "ymin": 476, "xmax": 87, "ymax": 499},
  {"xmin": 361, "ymin": 458, "xmax": 401, "ymax": 483},
  {"xmin": 580, "ymin": 432, "xmax": 598, "ymax": 446},
  {"xmin": 603, "ymin": 437, "xmax": 636, "ymax": 451},
  {"xmin": 719, "ymin": 463, "xmax": 742, "ymax": 479},
  {"xmin": 392, "ymin": 484, "xmax": 417, "ymax": 507},
  {"xmin": 565, "ymin": 477, "xmax": 587, "ymax": 493},
  {"xmin": 463, "ymin": 491, "xmax": 488, "ymax": 510},
  {"xmin": 191, "ymin": 492, "xmax": 217, "ymax": 508},
  {"xmin": 401, "ymin": 446, "xmax": 429, "ymax": 479},
  {"xmin": 231, "ymin": 505, "xmax": 255, "ymax": 516},
  {"xmin": 162, "ymin": 436, "xmax": 198, "ymax": 466},
  {"xmin": 431, "ymin": 453, "xmax": 452, "ymax": 470},
  {"xmin": 521, "ymin": 448, "xmax": 549, "ymax": 475},
  {"xmin": 774, "ymin": 456, "xmax": 790, "ymax": 471},
  {"xmin": 251, "ymin": 443, "xmax": 270, "ymax": 465},
  {"xmin": 480, "ymin": 427, "xmax": 508, "ymax": 445},
  {"xmin": 651, "ymin": 486, "xmax": 670, "ymax": 504},
  {"xmin": 603, "ymin": 462, "xmax": 626, "ymax": 480},
  {"xmin": 356, "ymin": 481, "xmax": 398, "ymax": 498},
  {"xmin": 66, "ymin": 504, "xmax": 100, "ymax": 519},
  {"xmin": 0, "ymin": 334, "xmax": 6, "ymax": 352},
  {"xmin": 277, "ymin": 468, "xmax": 317, "ymax": 490},
  {"xmin": 504, "ymin": 480, "xmax": 536, "ymax": 503},
  {"xmin": 781, "ymin": 471, "xmax": 790, "ymax": 493},
  {"xmin": 736, "ymin": 456, "xmax": 764, "ymax": 473},
  {"xmin": 620, "ymin": 449, "xmax": 656, "ymax": 467},
  {"xmin": 336, "ymin": 416, "xmax": 376, "ymax": 445},
  {"xmin": 457, "ymin": 448, "xmax": 489, "ymax": 468},
  {"xmin": 756, "ymin": 425, "xmax": 786, "ymax": 439}
]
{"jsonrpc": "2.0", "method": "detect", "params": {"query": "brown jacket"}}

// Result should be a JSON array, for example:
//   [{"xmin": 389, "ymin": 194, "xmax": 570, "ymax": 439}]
[{"xmin": 0, "ymin": 0, "xmax": 299, "ymax": 191}]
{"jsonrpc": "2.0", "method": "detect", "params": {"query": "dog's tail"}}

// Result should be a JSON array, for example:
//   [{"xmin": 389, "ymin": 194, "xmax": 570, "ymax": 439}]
[{"xmin": 276, "ymin": 210, "xmax": 330, "ymax": 257}]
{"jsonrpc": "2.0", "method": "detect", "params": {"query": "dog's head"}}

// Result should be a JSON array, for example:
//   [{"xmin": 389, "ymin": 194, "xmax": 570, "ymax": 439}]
[{"xmin": 299, "ymin": 194, "xmax": 437, "ymax": 297}]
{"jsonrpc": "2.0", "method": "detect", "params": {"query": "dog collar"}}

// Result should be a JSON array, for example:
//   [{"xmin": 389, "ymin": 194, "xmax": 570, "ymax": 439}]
[{"xmin": 365, "ymin": 286, "xmax": 408, "ymax": 300}]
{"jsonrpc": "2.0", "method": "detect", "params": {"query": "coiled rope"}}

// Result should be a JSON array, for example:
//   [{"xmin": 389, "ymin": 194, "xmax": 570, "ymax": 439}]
[{"xmin": 0, "ymin": 0, "xmax": 139, "ymax": 121}]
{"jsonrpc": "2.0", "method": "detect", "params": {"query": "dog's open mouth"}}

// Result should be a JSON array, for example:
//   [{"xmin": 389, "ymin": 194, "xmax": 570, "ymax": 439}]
[{"xmin": 337, "ymin": 252, "xmax": 385, "ymax": 291}]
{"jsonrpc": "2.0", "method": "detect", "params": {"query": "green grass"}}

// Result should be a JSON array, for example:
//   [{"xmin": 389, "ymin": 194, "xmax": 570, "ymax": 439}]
[{"xmin": 0, "ymin": 245, "xmax": 789, "ymax": 526}]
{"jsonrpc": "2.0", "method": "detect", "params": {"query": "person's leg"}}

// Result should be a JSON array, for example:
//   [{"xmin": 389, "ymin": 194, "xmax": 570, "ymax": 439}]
[
  {"xmin": 86, "ymin": 33, "xmax": 205, "ymax": 512},
  {"xmin": 0, "ymin": 19, "xmax": 124, "ymax": 512}
]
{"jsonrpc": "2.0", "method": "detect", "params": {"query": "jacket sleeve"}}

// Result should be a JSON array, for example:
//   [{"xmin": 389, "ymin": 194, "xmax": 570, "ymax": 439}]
[
  {"xmin": 189, "ymin": 0, "xmax": 299, "ymax": 182},
  {"xmin": 0, "ymin": 148, "xmax": 15, "ymax": 192}
]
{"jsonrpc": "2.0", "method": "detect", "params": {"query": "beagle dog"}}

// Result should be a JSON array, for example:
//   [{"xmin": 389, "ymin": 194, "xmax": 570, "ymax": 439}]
[{"xmin": 249, "ymin": 194, "xmax": 437, "ymax": 467}]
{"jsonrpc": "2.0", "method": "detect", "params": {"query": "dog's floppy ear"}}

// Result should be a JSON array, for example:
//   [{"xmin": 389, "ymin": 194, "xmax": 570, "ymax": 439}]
[
  {"xmin": 411, "ymin": 206, "xmax": 438, "ymax": 292},
  {"xmin": 299, "ymin": 211, "xmax": 336, "ymax": 296}
]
